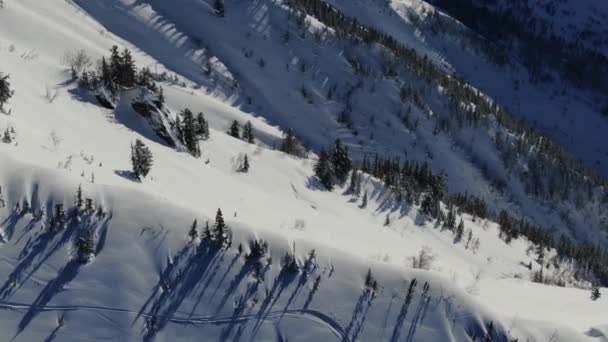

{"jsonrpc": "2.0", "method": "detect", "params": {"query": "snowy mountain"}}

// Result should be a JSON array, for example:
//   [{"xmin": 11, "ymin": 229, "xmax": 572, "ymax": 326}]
[{"xmin": 0, "ymin": 0, "xmax": 607, "ymax": 341}]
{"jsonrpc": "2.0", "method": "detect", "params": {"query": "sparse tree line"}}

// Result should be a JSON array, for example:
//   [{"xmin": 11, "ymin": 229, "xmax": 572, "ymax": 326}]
[
  {"xmin": 287, "ymin": 0, "xmax": 608, "ymax": 284},
  {"xmin": 73, "ymin": 46, "xmax": 165, "ymax": 109},
  {"xmin": 286, "ymin": 0, "xmax": 607, "ymax": 220}
]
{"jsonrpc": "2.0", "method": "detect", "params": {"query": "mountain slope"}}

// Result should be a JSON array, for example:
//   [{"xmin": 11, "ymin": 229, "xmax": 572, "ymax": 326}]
[{"xmin": 0, "ymin": 0, "xmax": 607, "ymax": 341}]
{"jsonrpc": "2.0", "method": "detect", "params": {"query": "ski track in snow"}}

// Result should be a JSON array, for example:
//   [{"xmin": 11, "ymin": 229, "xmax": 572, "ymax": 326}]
[{"xmin": 0, "ymin": 300, "xmax": 347, "ymax": 340}]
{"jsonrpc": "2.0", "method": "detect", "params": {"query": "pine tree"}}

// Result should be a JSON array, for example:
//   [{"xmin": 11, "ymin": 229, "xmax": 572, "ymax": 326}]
[
  {"xmin": 52, "ymin": 204, "xmax": 67, "ymax": 232},
  {"xmin": 2, "ymin": 129, "xmax": 12, "ymax": 144},
  {"xmin": 361, "ymin": 191, "xmax": 368, "ymax": 208},
  {"xmin": 214, "ymin": 0, "xmax": 225, "ymax": 17},
  {"xmin": 331, "ymin": 139, "xmax": 352, "ymax": 183},
  {"xmin": 280, "ymin": 128, "xmax": 297, "ymax": 155},
  {"xmin": 196, "ymin": 112, "xmax": 210, "ymax": 140},
  {"xmin": 130, "ymin": 139, "xmax": 154, "ymax": 179},
  {"xmin": 120, "ymin": 48, "xmax": 137, "ymax": 87},
  {"xmin": 188, "ymin": 219, "xmax": 198, "ymax": 241},
  {"xmin": 591, "ymin": 286, "xmax": 601, "ymax": 301},
  {"xmin": 239, "ymin": 154, "xmax": 250, "ymax": 173},
  {"xmin": 454, "ymin": 219, "xmax": 465, "ymax": 243},
  {"xmin": 76, "ymin": 236, "xmax": 95, "ymax": 263},
  {"xmin": 0, "ymin": 73, "xmax": 15, "ymax": 112},
  {"xmin": 347, "ymin": 169, "xmax": 359, "ymax": 194},
  {"xmin": 229, "ymin": 120, "xmax": 240, "ymax": 139},
  {"xmin": 314, "ymin": 149, "xmax": 334, "ymax": 190},
  {"xmin": 214, "ymin": 208, "xmax": 229, "ymax": 248},
  {"xmin": 181, "ymin": 109, "xmax": 200, "ymax": 157},
  {"xmin": 109, "ymin": 45, "xmax": 122, "ymax": 84},
  {"xmin": 202, "ymin": 221, "xmax": 212, "ymax": 242},
  {"xmin": 75, "ymin": 184, "xmax": 83, "ymax": 208},
  {"xmin": 242, "ymin": 121, "xmax": 255, "ymax": 143}
]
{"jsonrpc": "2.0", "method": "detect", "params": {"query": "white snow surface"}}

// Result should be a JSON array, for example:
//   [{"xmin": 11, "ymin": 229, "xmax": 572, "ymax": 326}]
[{"xmin": 0, "ymin": 0, "xmax": 606, "ymax": 341}]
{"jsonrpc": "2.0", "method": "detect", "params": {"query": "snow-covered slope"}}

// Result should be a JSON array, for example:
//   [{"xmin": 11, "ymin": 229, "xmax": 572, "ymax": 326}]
[{"xmin": 0, "ymin": 0, "xmax": 607, "ymax": 341}]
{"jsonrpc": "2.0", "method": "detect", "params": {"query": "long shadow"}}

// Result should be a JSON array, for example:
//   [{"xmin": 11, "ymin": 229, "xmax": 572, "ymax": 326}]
[
  {"xmin": 206, "ymin": 253, "xmax": 240, "ymax": 307},
  {"xmin": 0, "ymin": 209, "xmax": 22, "ymax": 242},
  {"xmin": 0, "ymin": 223, "xmax": 77, "ymax": 299},
  {"xmin": 389, "ymin": 279, "xmax": 417, "ymax": 342},
  {"xmin": 249, "ymin": 268, "xmax": 298, "ymax": 341},
  {"xmin": 405, "ymin": 282, "xmax": 430, "ymax": 342},
  {"xmin": 142, "ymin": 244, "xmax": 222, "ymax": 341},
  {"xmin": 14, "ymin": 260, "xmax": 81, "ymax": 337},
  {"xmin": 342, "ymin": 289, "xmax": 374, "ymax": 342},
  {"xmin": 281, "ymin": 270, "xmax": 309, "ymax": 316},
  {"xmin": 134, "ymin": 244, "xmax": 192, "ymax": 324},
  {"xmin": 214, "ymin": 257, "xmax": 261, "ymax": 314},
  {"xmin": 187, "ymin": 249, "xmax": 228, "ymax": 316},
  {"xmin": 43, "ymin": 325, "xmax": 61, "ymax": 342},
  {"xmin": 219, "ymin": 270, "xmax": 266, "ymax": 341}
]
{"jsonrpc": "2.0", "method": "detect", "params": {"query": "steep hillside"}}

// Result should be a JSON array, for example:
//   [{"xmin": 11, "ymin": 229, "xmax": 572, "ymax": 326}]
[{"xmin": 0, "ymin": 0, "xmax": 607, "ymax": 341}]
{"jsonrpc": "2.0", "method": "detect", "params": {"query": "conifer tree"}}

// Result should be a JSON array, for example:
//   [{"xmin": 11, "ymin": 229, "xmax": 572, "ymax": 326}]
[
  {"xmin": 196, "ymin": 112, "xmax": 210, "ymax": 140},
  {"xmin": 75, "ymin": 184, "xmax": 83, "ymax": 208},
  {"xmin": 214, "ymin": 0, "xmax": 225, "ymax": 17},
  {"xmin": 331, "ymin": 139, "xmax": 352, "ymax": 183},
  {"xmin": 0, "ymin": 73, "xmax": 14, "ymax": 112},
  {"xmin": 347, "ymin": 168, "xmax": 359, "ymax": 194},
  {"xmin": 239, "ymin": 154, "xmax": 250, "ymax": 173},
  {"xmin": 214, "ymin": 208, "xmax": 229, "ymax": 248},
  {"xmin": 228, "ymin": 120, "xmax": 240, "ymax": 139},
  {"xmin": 591, "ymin": 286, "xmax": 601, "ymax": 301},
  {"xmin": 181, "ymin": 109, "xmax": 201, "ymax": 157},
  {"xmin": 454, "ymin": 219, "xmax": 465, "ymax": 243},
  {"xmin": 314, "ymin": 149, "xmax": 334, "ymax": 190},
  {"xmin": 120, "ymin": 48, "xmax": 137, "ymax": 87},
  {"xmin": 130, "ymin": 139, "xmax": 154, "ymax": 179},
  {"xmin": 76, "ymin": 236, "xmax": 95, "ymax": 263},
  {"xmin": 202, "ymin": 221, "xmax": 212, "ymax": 242},
  {"xmin": 242, "ymin": 121, "xmax": 255, "ymax": 143},
  {"xmin": 188, "ymin": 219, "xmax": 198, "ymax": 241},
  {"xmin": 361, "ymin": 191, "xmax": 368, "ymax": 208},
  {"xmin": 52, "ymin": 204, "xmax": 67, "ymax": 232}
]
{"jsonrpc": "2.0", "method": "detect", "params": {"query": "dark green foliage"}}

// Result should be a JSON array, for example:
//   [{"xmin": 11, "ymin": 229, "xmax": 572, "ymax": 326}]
[
  {"xmin": 314, "ymin": 149, "xmax": 334, "ymax": 190},
  {"xmin": 213, "ymin": 208, "xmax": 230, "ymax": 248},
  {"xmin": 180, "ymin": 109, "xmax": 201, "ymax": 157},
  {"xmin": 228, "ymin": 120, "xmax": 240, "ymax": 139},
  {"xmin": 591, "ymin": 286, "xmax": 601, "ymax": 301},
  {"xmin": 331, "ymin": 139, "xmax": 352, "ymax": 183},
  {"xmin": 242, "ymin": 121, "xmax": 255, "ymax": 143},
  {"xmin": 196, "ymin": 112, "xmax": 210, "ymax": 140},
  {"xmin": 188, "ymin": 219, "xmax": 198, "ymax": 241},
  {"xmin": 130, "ymin": 139, "xmax": 153, "ymax": 179}
]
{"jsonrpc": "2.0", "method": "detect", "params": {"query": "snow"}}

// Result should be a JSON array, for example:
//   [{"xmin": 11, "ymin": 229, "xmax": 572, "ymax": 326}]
[{"xmin": 0, "ymin": 0, "xmax": 606, "ymax": 341}]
